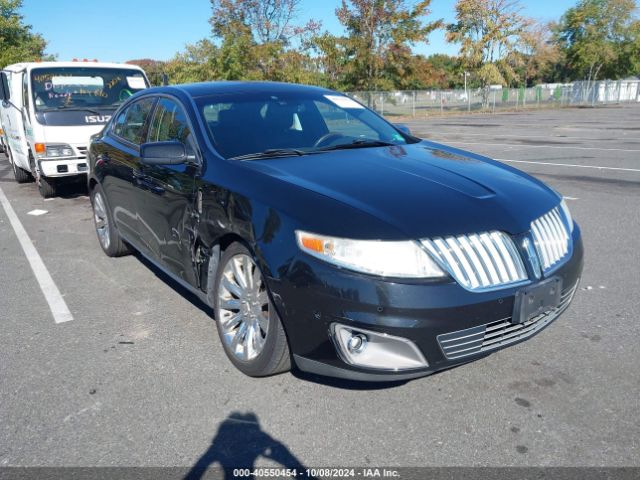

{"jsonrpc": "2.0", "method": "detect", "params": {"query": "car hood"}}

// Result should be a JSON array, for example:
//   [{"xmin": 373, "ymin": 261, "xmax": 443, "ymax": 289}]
[{"xmin": 241, "ymin": 141, "xmax": 560, "ymax": 239}]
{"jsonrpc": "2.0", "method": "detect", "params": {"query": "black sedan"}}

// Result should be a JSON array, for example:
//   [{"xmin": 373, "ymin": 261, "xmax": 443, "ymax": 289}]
[{"xmin": 87, "ymin": 82, "xmax": 583, "ymax": 381}]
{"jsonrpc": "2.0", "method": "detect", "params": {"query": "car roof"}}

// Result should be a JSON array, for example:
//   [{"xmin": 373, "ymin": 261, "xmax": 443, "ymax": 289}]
[{"xmin": 147, "ymin": 81, "xmax": 334, "ymax": 99}]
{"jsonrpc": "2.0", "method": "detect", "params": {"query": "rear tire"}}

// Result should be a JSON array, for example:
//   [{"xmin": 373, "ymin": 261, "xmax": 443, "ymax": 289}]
[
  {"xmin": 213, "ymin": 243, "xmax": 291, "ymax": 377},
  {"xmin": 90, "ymin": 184, "xmax": 131, "ymax": 257},
  {"xmin": 8, "ymin": 149, "xmax": 33, "ymax": 184}
]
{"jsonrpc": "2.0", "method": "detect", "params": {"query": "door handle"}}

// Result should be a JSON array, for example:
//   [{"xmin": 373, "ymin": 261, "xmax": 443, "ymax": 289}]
[
  {"xmin": 147, "ymin": 182, "xmax": 165, "ymax": 195},
  {"xmin": 132, "ymin": 170, "xmax": 148, "ymax": 188},
  {"xmin": 132, "ymin": 170, "xmax": 165, "ymax": 195}
]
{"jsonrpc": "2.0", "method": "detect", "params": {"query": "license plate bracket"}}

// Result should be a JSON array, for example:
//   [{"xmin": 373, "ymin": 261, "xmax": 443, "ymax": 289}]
[{"xmin": 512, "ymin": 277, "xmax": 562, "ymax": 324}]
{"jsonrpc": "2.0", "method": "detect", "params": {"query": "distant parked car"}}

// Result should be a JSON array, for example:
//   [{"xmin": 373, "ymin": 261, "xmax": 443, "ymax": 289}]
[{"xmin": 87, "ymin": 82, "xmax": 583, "ymax": 381}]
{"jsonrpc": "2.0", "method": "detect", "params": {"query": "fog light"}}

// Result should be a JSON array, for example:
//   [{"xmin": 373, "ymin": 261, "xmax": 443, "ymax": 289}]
[
  {"xmin": 332, "ymin": 323, "xmax": 428, "ymax": 371},
  {"xmin": 347, "ymin": 333, "xmax": 367, "ymax": 354}
]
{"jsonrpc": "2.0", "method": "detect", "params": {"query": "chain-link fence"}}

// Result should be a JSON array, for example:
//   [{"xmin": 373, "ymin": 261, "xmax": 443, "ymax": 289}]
[{"xmin": 347, "ymin": 79, "xmax": 640, "ymax": 117}]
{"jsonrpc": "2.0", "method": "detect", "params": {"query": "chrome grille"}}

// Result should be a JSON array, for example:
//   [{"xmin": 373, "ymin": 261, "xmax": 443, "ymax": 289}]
[
  {"xmin": 531, "ymin": 207, "xmax": 570, "ymax": 272},
  {"xmin": 77, "ymin": 146, "xmax": 88, "ymax": 159},
  {"xmin": 438, "ymin": 281, "xmax": 578, "ymax": 360},
  {"xmin": 421, "ymin": 231, "xmax": 527, "ymax": 291}
]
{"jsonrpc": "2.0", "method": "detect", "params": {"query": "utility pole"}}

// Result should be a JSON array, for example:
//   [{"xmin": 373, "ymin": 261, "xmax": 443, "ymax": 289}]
[{"xmin": 463, "ymin": 71, "xmax": 470, "ymax": 111}]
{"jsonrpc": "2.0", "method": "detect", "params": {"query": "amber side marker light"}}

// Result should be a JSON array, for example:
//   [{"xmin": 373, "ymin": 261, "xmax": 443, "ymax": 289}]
[
  {"xmin": 34, "ymin": 143, "xmax": 46, "ymax": 154},
  {"xmin": 300, "ymin": 235, "xmax": 326, "ymax": 253}
]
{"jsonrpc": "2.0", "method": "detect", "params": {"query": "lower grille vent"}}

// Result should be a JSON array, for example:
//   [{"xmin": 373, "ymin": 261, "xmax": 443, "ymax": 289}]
[{"xmin": 438, "ymin": 281, "xmax": 578, "ymax": 360}]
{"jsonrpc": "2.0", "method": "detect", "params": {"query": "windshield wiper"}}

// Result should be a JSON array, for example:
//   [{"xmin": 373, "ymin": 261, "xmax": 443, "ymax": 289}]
[
  {"xmin": 230, "ymin": 149, "xmax": 308, "ymax": 161},
  {"xmin": 315, "ymin": 139, "xmax": 396, "ymax": 152},
  {"xmin": 42, "ymin": 105, "xmax": 105, "ymax": 115}
]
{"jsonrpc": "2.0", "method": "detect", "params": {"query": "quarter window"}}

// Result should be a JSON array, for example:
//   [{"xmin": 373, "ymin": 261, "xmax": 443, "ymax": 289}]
[{"xmin": 112, "ymin": 97, "xmax": 155, "ymax": 145}]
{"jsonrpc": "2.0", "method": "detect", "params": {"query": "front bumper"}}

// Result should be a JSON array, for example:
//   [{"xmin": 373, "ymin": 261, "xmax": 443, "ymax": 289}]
[
  {"xmin": 38, "ymin": 158, "xmax": 89, "ymax": 177},
  {"xmin": 270, "ymin": 226, "xmax": 584, "ymax": 382}
]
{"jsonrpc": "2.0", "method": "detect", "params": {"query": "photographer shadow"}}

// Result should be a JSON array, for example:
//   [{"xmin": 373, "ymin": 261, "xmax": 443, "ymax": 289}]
[{"xmin": 185, "ymin": 411, "xmax": 316, "ymax": 480}]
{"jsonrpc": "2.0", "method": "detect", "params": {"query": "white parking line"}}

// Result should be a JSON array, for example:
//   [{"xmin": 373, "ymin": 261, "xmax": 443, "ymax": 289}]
[
  {"xmin": 0, "ymin": 187, "xmax": 73, "ymax": 324},
  {"xmin": 496, "ymin": 158, "xmax": 640, "ymax": 173},
  {"xmin": 446, "ymin": 141, "xmax": 640, "ymax": 153},
  {"xmin": 427, "ymin": 132, "xmax": 638, "ymax": 142}
]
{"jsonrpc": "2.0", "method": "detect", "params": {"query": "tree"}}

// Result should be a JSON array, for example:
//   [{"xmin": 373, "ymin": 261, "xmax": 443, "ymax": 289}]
[
  {"xmin": 518, "ymin": 23, "xmax": 562, "ymax": 86},
  {"xmin": 0, "ymin": 0, "xmax": 48, "ymax": 67},
  {"xmin": 553, "ymin": 0, "xmax": 640, "ymax": 84},
  {"xmin": 426, "ymin": 53, "xmax": 464, "ymax": 87},
  {"xmin": 209, "ymin": 0, "xmax": 320, "ymax": 81},
  {"xmin": 321, "ymin": 0, "xmax": 442, "ymax": 91},
  {"xmin": 614, "ymin": 17, "xmax": 640, "ymax": 76},
  {"xmin": 446, "ymin": 0, "xmax": 532, "ymax": 87},
  {"xmin": 126, "ymin": 58, "xmax": 168, "ymax": 86}
]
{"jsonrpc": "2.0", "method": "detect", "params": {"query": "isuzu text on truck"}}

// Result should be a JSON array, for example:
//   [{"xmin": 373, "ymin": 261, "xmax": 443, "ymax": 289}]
[{"xmin": 0, "ymin": 61, "xmax": 149, "ymax": 197}]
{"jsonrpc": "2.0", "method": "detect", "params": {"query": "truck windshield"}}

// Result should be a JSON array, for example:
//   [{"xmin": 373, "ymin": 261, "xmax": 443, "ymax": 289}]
[{"xmin": 30, "ymin": 67, "xmax": 148, "ymax": 112}]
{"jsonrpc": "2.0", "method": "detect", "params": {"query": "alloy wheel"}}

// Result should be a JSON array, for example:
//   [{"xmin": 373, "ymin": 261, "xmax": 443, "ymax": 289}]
[
  {"xmin": 92, "ymin": 192, "xmax": 111, "ymax": 250},
  {"xmin": 218, "ymin": 254, "xmax": 270, "ymax": 361}
]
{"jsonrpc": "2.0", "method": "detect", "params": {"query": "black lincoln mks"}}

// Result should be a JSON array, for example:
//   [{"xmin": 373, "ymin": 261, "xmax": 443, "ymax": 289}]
[{"xmin": 87, "ymin": 81, "xmax": 583, "ymax": 381}]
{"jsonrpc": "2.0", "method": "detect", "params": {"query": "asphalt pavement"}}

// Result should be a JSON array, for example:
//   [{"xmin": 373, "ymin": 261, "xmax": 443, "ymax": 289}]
[{"xmin": 0, "ymin": 104, "xmax": 638, "ymax": 469}]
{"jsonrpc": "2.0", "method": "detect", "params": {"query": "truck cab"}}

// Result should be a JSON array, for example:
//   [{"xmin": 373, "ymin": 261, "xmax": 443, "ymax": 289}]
[{"xmin": 0, "ymin": 61, "xmax": 149, "ymax": 197}]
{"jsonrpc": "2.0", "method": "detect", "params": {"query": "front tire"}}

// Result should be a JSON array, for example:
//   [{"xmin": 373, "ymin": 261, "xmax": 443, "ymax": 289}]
[
  {"xmin": 90, "ymin": 184, "xmax": 131, "ymax": 257},
  {"xmin": 7, "ymin": 149, "xmax": 33, "ymax": 184},
  {"xmin": 213, "ymin": 243, "xmax": 291, "ymax": 377},
  {"xmin": 38, "ymin": 175, "xmax": 57, "ymax": 198}
]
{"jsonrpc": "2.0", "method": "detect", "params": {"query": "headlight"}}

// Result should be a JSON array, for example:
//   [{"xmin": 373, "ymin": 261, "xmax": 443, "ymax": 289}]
[
  {"xmin": 560, "ymin": 198, "xmax": 574, "ymax": 233},
  {"xmin": 295, "ymin": 230, "xmax": 445, "ymax": 278},
  {"xmin": 44, "ymin": 144, "xmax": 74, "ymax": 158}
]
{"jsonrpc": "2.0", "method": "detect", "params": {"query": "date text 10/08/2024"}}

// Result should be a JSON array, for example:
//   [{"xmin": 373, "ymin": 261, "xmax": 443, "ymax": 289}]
[{"xmin": 232, "ymin": 468, "xmax": 400, "ymax": 478}]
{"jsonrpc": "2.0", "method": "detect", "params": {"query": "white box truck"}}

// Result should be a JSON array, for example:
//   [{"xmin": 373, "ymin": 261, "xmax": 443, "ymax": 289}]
[{"xmin": 0, "ymin": 61, "xmax": 149, "ymax": 197}]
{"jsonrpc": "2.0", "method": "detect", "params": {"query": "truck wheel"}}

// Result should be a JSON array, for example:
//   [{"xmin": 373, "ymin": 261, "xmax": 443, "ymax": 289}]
[
  {"xmin": 38, "ymin": 176, "xmax": 57, "ymax": 198},
  {"xmin": 213, "ymin": 242, "xmax": 291, "ymax": 377},
  {"xmin": 90, "ymin": 184, "xmax": 131, "ymax": 257},
  {"xmin": 8, "ymin": 149, "xmax": 34, "ymax": 184}
]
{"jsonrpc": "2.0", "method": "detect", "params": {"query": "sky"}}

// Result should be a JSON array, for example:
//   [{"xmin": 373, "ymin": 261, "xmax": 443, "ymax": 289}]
[{"xmin": 21, "ymin": 0, "xmax": 579, "ymax": 63}]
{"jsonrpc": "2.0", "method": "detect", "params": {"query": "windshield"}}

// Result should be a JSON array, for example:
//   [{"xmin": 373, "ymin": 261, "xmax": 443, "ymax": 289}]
[
  {"xmin": 31, "ymin": 67, "xmax": 148, "ymax": 112},
  {"xmin": 196, "ymin": 91, "xmax": 417, "ymax": 159}
]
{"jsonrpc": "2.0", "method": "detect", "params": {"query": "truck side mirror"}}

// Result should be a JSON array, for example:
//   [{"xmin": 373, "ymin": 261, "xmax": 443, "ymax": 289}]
[{"xmin": 0, "ymin": 72, "xmax": 10, "ymax": 102}]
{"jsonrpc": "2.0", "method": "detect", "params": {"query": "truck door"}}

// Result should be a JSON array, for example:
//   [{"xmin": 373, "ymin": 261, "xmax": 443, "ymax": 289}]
[{"xmin": 3, "ymin": 71, "xmax": 30, "ymax": 171}]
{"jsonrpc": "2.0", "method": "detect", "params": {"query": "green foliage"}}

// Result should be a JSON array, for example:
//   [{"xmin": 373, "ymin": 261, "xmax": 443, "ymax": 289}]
[
  {"xmin": 426, "ymin": 54, "xmax": 464, "ymax": 88},
  {"xmin": 317, "ymin": 0, "xmax": 442, "ymax": 91},
  {"xmin": 123, "ymin": 0, "xmax": 639, "ymax": 92},
  {"xmin": 126, "ymin": 59, "xmax": 167, "ymax": 86},
  {"xmin": 553, "ymin": 0, "xmax": 640, "ymax": 81},
  {"xmin": 0, "ymin": 0, "xmax": 48, "ymax": 68},
  {"xmin": 206, "ymin": 0, "xmax": 320, "ymax": 81},
  {"xmin": 446, "ymin": 0, "xmax": 532, "ymax": 87}
]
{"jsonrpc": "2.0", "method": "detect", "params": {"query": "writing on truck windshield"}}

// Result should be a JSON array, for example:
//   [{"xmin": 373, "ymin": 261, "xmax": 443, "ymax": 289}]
[{"xmin": 30, "ymin": 68, "xmax": 148, "ymax": 112}]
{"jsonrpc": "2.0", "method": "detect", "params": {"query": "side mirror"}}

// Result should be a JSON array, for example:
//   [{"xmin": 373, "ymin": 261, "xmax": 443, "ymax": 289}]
[
  {"xmin": 394, "ymin": 123, "xmax": 411, "ymax": 135},
  {"xmin": 0, "ymin": 72, "xmax": 10, "ymax": 102},
  {"xmin": 140, "ymin": 141, "xmax": 187, "ymax": 166}
]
